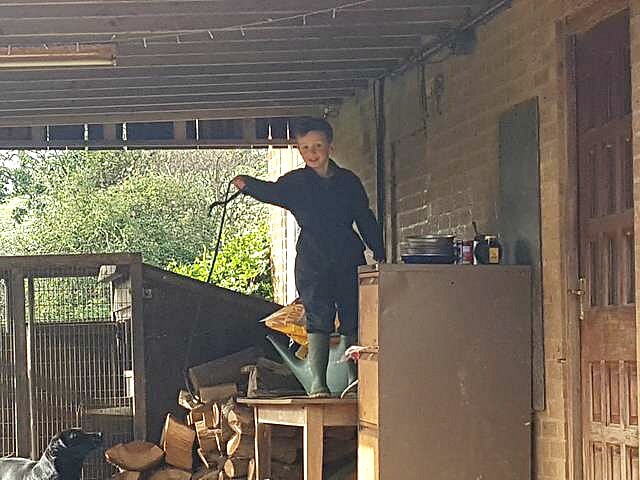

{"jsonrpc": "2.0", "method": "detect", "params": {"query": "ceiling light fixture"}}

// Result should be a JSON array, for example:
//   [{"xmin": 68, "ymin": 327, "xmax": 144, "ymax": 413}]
[{"xmin": 0, "ymin": 44, "xmax": 116, "ymax": 69}]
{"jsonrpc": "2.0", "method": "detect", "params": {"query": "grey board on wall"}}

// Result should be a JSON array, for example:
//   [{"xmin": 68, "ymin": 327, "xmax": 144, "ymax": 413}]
[{"xmin": 498, "ymin": 97, "xmax": 544, "ymax": 411}]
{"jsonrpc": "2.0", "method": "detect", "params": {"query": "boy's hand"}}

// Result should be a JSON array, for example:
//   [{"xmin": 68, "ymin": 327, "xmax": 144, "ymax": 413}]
[{"xmin": 231, "ymin": 175, "xmax": 247, "ymax": 191}]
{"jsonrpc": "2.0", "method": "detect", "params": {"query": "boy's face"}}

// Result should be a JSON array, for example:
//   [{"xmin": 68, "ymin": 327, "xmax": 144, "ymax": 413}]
[{"xmin": 296, "ymin": 130, "xmax": 332, "ymax": 173}]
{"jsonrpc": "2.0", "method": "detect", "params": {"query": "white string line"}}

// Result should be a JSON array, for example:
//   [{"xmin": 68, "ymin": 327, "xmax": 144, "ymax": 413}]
[{"xmin": 112, "ymin": 0, "xmax": 375, "ymax": 45}]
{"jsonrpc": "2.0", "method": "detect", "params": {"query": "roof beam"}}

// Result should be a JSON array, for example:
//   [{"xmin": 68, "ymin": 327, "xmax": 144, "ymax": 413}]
[
  {"xmin": 0, "ymin": 0, "xmax": 485, "ymax": 17},
  {"xmin": 0, "ymin": 70, "xmax": 377, "ymax": 92},
  {"xmin": 0, "ymin": 106, "xmax": 324, "ymax": 128},
  {"xmin": 0, "ymin": 60, "xmax": 396, "ymax": 80},
  {"xmin": 116, "ymin": 36, "xmax": 424, "ymax": 55},
  {"xmin": 0, "ymin": 8, "xmax": 465, "ymax": 37},
  {"xmin": 0, "ymin": 98, "xmax": 339, "ymax": 117},
  {"xmin": 0, "ymin": 80, "xmax": 370, "ymax": 100},
  {"xmin": 112, "ymin": 48, "xmax": 409, "ymax": 68},
  {"xmin": 0, "ymin": 92, "xmax": 348, "ymax": 112},
  {"xmin": 0, "ymin": 23, "xmax": 448, "ymax": 45},
  {"xmin": 0, "ymin": 87, "xmax": 358, "ymax": 105}
]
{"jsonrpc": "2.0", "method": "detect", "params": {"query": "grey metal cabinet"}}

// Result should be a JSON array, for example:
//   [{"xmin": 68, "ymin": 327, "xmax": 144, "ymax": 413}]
[{"xmin": 357, "ymin": 264, "xmax": 532, "ymax": 480}]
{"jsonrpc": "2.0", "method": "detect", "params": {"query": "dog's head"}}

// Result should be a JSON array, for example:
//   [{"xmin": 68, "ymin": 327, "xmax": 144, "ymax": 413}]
[{"xmin": 47, "ymin": 428, "xmax": 103, "ymax": 463}]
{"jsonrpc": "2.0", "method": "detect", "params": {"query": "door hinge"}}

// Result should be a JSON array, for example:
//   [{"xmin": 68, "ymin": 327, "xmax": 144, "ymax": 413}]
[{"xmin": 568, "ymin": 277, "xmax": 586, "ymax": 321}]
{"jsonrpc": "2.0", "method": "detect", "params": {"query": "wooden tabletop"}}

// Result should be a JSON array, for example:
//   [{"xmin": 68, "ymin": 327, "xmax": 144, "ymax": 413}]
[{"xmin": 237, "ymin": 397, "xmax": 357, "ymax": 406}]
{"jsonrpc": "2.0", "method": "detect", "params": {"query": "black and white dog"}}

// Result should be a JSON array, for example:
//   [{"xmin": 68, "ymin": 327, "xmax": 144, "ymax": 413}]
[{"xmin": 0, "ymin": 428, "xmax": 103, "ymax": 480}]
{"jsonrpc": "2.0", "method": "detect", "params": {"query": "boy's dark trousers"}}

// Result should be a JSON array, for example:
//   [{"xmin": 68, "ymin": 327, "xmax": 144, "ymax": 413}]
[{"xmin": 294, "ymin": 255, "xmax": 364, "ymax": 337}]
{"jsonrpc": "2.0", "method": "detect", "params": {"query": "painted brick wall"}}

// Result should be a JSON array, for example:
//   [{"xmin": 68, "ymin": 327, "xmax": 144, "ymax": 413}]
[
  {"xmin": 327, "ymin": 1, "xmax": 640, "ymax": 479},
  {"xmin": 266, "ymin": 146, "xmax": 303, "ymax": 305}
]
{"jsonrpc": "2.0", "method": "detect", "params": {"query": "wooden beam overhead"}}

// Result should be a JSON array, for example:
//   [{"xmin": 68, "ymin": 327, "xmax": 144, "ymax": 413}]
[
  {"xmin": 0, "ymin": 0, "xmax": 485, "ymax": 18},
  {"xmin": 0, "ymin": 71, "xmax": 377, "ymax": 92},
  {"xmin": 0, "ymin": 60, "xmax": 396, "ymax": 81},
  {"xmin": 116, "ymin": 36, "xmax": 425, "ymax": 56},
  {"xmin": 112, "ymin": 48, "xmax": 410, "ymax": 68},
  {"xmin": 0, "ymin": 90, "xmax": 350, "ymax": 112},
  {"xmin": 0, "ymin": 24, "xmax": 448, "ymax": 46},
  {"xmin": 0, "ymin": 9, "xmax": 468, "ymax": 38},
  {"xmin": 0, "ymin": 106, "xmax": 323, "ymax": 128},
  {"xmin": 0, "ymin": 80, "xmax": 370, "ymax": 100},
  {"xmin": 0, "ymin": 0, "xmax": 506, "ymax": 131},
  {"xmin": 0, "ymin": 99, "xmax": 335, "ymax": 119}
]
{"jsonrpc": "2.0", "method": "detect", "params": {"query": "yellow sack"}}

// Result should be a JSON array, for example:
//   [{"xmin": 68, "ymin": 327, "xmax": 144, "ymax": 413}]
[
  {"xmin": 262, "ymin": 299, "xmax": 341, "ymax": 347},
  {"xmin": 262, "ymin": 299, "xmax": 308, "ymax": 346}
]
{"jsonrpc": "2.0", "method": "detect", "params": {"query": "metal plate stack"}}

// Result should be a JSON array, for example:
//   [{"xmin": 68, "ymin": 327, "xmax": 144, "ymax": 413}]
[{"xmin": 401, "ymin": 235, "xmax": 456, "ymax": 264}]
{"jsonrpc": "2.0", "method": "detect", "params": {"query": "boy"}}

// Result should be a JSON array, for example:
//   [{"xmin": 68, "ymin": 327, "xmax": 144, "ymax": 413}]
[{"xmin": 232, "ymin": 117, "xmax": 384, "ymax": 397}]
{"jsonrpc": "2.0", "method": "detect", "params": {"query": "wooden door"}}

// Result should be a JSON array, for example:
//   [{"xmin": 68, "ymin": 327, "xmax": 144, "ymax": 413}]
[{"xmin": 575, "ymin": 10, "xmax": 637, "ymax": 480}]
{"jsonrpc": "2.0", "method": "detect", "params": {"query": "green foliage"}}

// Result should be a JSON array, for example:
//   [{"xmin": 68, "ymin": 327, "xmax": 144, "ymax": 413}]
[
  {"xmin": 168, "ymin": 221, "xmax": 273, "ymax": 300},
  {"xmin": 0, "ymin": 148, "xmax": 273, "ymax": 299}
]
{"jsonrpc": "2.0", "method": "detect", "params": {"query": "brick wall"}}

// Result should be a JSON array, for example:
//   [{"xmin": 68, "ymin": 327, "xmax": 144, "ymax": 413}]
[
  {"xmin": 327, "ymin": 0, "xmax": 640, "ymax": 479},
  {"xmin": 266, "ymin": 146, "xmax": 303, "ymax": 305}
]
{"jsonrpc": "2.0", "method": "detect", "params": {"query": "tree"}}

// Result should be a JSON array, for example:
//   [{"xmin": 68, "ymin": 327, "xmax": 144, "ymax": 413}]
[
  {"xmin": 168, "ymin": 221, "xmax": 273, "ymax": 300},
  {"xmin": 0, "ymin": 148, "xmax": 273, "ymax": 299}
]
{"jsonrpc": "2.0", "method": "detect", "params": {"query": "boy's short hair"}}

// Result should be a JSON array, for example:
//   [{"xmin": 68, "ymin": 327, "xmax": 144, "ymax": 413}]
[{"xmin": 291, "ymin": 117, "xmax": 333, "ymax": 143}]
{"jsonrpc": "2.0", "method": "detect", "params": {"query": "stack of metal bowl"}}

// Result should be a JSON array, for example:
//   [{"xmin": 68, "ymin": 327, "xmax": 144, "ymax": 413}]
[{"xmin": 401, "ymin": 234, "xmax": 456, "ymax": 264}]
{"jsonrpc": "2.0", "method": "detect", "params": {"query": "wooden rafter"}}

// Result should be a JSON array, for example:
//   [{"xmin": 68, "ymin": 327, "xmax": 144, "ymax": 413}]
[{"xmin": 0, "ymin": 0, "xmax": 498, "ymax": 127}]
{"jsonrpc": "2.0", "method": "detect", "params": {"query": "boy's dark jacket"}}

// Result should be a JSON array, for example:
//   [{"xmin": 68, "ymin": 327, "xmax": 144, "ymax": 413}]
[{"xmin": 241, "ymin": 160, "xmax": 385, "ymax": 268}]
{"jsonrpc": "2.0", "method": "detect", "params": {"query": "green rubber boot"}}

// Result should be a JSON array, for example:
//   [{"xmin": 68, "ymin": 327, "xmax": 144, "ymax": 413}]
[{"xmin": 307, "ymin": 332, "xmax": 331, "ymax": 398}]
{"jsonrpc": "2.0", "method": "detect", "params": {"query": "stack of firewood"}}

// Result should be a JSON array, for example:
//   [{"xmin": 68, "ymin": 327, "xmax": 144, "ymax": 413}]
[{"xmin": 105, "ymin": 347, "xmax": 356, "ymax": 479}]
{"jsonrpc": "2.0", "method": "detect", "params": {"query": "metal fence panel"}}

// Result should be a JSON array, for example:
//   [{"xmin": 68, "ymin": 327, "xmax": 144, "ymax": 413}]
[
  {"xmin": 0, "ymin": 277, "xmax": 17, "ymax": 457},
  {"xmin": 27, "ymin": 274, "xmax": 133, "ymax": 479}
]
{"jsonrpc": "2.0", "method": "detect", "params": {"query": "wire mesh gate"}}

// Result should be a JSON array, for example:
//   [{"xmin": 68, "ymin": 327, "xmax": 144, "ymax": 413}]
[
  {"xmin": 0, "ymin": 256, "xmax": 138, "ymax": 480},
  {"xmin": 0, "ymin": 278, "xmax": 16, "ymax": 457}
]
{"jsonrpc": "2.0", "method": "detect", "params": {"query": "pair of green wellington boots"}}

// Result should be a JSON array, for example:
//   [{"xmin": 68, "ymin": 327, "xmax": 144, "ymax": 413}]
[{"xmin": 266, "ymin": 333, "xmax": 357, "ymax": 397}]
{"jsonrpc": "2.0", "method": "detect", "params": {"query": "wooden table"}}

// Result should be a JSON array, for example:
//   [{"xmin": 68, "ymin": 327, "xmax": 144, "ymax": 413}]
[{"xmin": 238, "ymin": 397, "xmax": 357, "ymax": 480}]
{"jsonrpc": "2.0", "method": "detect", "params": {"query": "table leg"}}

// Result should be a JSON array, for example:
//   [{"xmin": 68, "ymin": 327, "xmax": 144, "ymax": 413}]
[
  {"xmin": 303, "ymin": 406, "xmax": 324, "ymax": 480},
  {"xmin": 254, "ymin": 411, "xmax": 272, "ymax": 480}
]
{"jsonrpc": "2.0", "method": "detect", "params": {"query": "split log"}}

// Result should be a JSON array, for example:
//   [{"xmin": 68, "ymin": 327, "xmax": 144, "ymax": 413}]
[
  {"xmin": 226, "ymin": 407, "xmax": 254, "ymax": 436},
  {"xmin": 220, "ymin": 398, "xmax": 237, "ymax": 420},
  {"xmin": 188, "ymin": 347, "xmax": 262, "ymax": 393},
  {"xmin": 195, "ymin": 420, "xmax": 218, "ymax": 453},
  {"xmin": 223, "ymin": 457, "xmax": 253, "ymax": 479},
  {"xmin": 199, "ymin": 383, "xmax": 238, "ymax": 403},
  {"xmin": 178, "ymin": 390, "xmax": 201, "ymax": 411},
  {"xmin": 188, "ymin": 402, "xmax": 220, "ymax": 429},
  {"xmin": 226, "ymin": 432, "xmax": 254, "ymax": 458},
  {"xmin": 214, "ymin": 427, "xmax": 233, "ymax": 456},
  {"xmin": 147, "ymin": 467, "xmax": 192, "ymax": 480},
  {"xmin": 196, "ymin": 448, "xmax": 223, "ymax": 471},
  {"xmin": 217, "ymin": 472, "xmax": 225, "ymax": 480},
  {"xmin": 242, "ymin": 358, "xmax": 304, "ymax": 398},
  {"xmin": 161, "ymin": 414, "xmax": 196, "ymax": 471},
  {"xmin": 247, "ymin": 458, "xmax": 255, "ymax": 480},
  {"xmin": 113, "ymin": 471, "xmax": 142, "ymax": 480},
  {"xmin": 105, "ymin": 441, "xmax": 164, "ymax": 472}
]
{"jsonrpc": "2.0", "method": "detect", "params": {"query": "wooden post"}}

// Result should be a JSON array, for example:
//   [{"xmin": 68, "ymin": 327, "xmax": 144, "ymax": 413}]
[
  {"xmin": 10, "ymin": 269, "xmax": 30, "ymax": 457},
  {"xmin": 254, "ymin": 413, "xmax": 271, "ymax": 480},
  {"xmin": 26, "ymin": 277, "xmax": 37, "ymax": 459},
  {"xmin": 129, "ymin": 258, "xmax": 147, "ymax": 440},
  {"xmin": 303, "ymin": 406, "xmax": 323, "ymax": 480}
]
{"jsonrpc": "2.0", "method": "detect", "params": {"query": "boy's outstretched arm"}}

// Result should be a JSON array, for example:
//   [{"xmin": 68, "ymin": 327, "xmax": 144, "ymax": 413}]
[{"xmin": 232, "ymin": 174, "xmax": 294, "ymax": 210}]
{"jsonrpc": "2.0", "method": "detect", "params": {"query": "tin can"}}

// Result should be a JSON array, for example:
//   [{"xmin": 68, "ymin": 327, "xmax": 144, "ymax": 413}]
[
  {"xmin": 454, "ymin": 239, "xmax": 462, "ymax": 263},
  {"xmin": 473, "ymin": 235, "xmax": 502, "ymax": 264},
  {"xmin": 461, "ymin": 240, "xmax": 474, "ymax": 264}
]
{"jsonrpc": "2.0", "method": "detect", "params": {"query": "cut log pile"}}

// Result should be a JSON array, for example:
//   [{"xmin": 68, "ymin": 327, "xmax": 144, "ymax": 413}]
[{"xmin": 105, "ymin": 348, "xmax": 356, "ymax": 480}]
